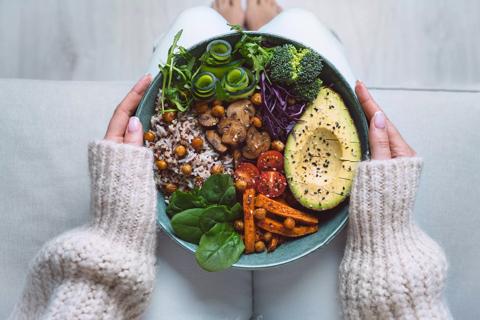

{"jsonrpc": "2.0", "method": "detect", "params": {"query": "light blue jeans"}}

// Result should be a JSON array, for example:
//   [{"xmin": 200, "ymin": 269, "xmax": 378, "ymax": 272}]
[{"xmin": 144, "ymin": 6, "xmax": 354, "ymax": 320}]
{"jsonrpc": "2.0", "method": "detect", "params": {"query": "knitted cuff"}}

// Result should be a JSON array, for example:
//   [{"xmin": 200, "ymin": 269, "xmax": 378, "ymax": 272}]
[
  {"xmin": 348, "ymin": 157, "xmax": 423, "ymax": 239},
  {"xmin": 88, "ymin": 140, "xmax": 156, "ymax": 254}
]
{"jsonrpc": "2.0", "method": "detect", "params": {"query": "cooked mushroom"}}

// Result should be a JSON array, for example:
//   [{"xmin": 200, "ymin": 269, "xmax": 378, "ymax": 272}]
[
  {"xmin": 206, "ymin": 130, "xmax": 228, "ymax": 153},
  {"xmin": 233, "ymin": 149, "xmax": 242, "ymax": 168},
  {"xmin": 226, "ymin": 99, "xmax": 255, "ymax": 127},
  {"xmin": 198, "ymin": 110, "xmax": 219, "ymax": 127},
  {"xmin": 242, "ymin": 127, "xmax": 271, "ymax": 159},
  {"xmin": 217, "ymin": 118, "xmax": 247, "ymax": 146}
]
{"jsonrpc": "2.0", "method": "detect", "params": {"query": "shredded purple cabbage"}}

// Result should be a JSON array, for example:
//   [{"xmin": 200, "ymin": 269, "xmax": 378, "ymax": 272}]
[{"xmin": 258, "ymin": 73, "xmax": 306, "ymax": 141}]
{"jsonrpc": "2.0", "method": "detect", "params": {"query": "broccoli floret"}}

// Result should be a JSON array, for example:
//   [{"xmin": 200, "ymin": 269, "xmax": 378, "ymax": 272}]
[
  {"xmin": 269, "ymin": 44, "xmax": 297, "ymax": 85},
  {"xmin": 297, "ymin": 50, "xmax": 323, "ymax": 84},
  {"xmin": 292, "ymin": 78, "xmax": 323, "ymax": 102},
  {"xmin": 268, "ymin": 44, "xmax": 323, "ymax": 86}
]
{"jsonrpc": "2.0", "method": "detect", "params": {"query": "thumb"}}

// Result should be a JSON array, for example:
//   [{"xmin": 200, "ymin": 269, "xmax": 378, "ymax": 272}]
[
  {"xmin": 369, "ymin": 111, "xmax": 391, "ymax": 160},
  {"xmin": 124, "ymin": 116, "xmax": 144, "ymax": 146}
]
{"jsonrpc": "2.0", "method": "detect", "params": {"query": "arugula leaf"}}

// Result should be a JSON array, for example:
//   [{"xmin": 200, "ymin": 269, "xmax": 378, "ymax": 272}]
[
  {"xmin": 195, "ymin": 223, "xmax": 245, "ymax": 272},
  {"xmin": 158, "ymin": 29, "xmax": 195, "ymax": 113},
  {"xmin": 171, "ymin": 208, "xmax": 205, "ymax": 244},
  {"xmin": 199, "ymin": 174, "xmax": 235, "ymax": 205}
]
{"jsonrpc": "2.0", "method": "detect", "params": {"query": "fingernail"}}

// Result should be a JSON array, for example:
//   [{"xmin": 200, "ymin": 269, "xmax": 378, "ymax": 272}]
[
  {"xmin": 356, "ymin": 80, "xmax": 363, "ymax": 86},
  {"xmin": 128, "ymin": 116, "xmax": 141, "ymax": 132},
  {"xmin": 137, "ymin": 73, "xmax": 152, "ymax": 84},
  {"xmin": 374, "ymin": 111, "xmax": 386, "ymax": 129}
]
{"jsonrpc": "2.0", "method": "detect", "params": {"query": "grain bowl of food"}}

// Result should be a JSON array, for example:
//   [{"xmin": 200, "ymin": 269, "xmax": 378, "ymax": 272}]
[{"xmin": 136, "ymin": 28, "xmax": 369, "ymax": 271}]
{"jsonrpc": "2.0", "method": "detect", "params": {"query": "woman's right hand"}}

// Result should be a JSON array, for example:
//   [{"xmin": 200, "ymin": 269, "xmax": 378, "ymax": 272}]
[{"xmin": 355, "ymin": 80, "xmax": 416, "ymax": 160}]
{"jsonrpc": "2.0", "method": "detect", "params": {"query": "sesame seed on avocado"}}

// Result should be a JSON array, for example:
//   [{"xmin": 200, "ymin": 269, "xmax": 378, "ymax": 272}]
[{"xmin": 284, "ymin": 87, "xmax": 361, "ymax": 211}]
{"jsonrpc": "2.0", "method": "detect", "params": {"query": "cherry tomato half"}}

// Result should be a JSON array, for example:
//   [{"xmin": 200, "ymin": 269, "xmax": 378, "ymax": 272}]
[
  {"xmin": 257, "ymin": 150, "xmax": 284, "ymax": 172},
  {"xmin": 234, "ymin": 163, "xmax": 260, "ymax": 189},
  {"xmin": 257, "ymin": 171, "xmax": 287, "ymax": 198}
]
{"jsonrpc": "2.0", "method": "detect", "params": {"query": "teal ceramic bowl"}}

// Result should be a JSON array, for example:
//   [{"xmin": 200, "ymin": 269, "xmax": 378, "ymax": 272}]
[{"xmin": 136, "ymin": 33, "xmax": 369, "ymax": 270}]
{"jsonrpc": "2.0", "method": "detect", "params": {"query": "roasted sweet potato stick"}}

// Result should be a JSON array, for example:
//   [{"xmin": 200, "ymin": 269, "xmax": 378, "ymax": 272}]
[
  {"xmin": 243, "ymin": 188, "xmax": 256, "ymax": 253},
  {"xmin": 255, "ymin": 194, "xmax": 319, "ymax": 225},
  {"xmin": 256, "ymin": 217, "xmax": 319, "ymax": 237},
  {"xmin": 267, "ymin": 236, "xmax": 279, "ymax": 252}
]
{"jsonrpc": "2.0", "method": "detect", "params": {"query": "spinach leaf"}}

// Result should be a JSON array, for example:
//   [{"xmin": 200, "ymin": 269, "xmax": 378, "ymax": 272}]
[
  {"xmin": 195, "ymin": 223, "xmax": 245, "ymax": 272},
  {"xmin": 219, "ymin": 185, "xmax": 236, "ymax": 206},
  {"xmin": 167, "ymin": 190, "xmax": 207, "ymax": 217},
  {"xmin": 200, "ymin": 174, "xmax": 234, "ymax": 204},
  {"xmin": 171, "ymin": 208, "xmax": 205, "ymax": 244},
  {"xmin": 226, "ymin": 202, "xmax": 242, "ymax": 221},
  {"xmin": 199, "ymin": 205, "xmax": 229, "ymax": 233}
]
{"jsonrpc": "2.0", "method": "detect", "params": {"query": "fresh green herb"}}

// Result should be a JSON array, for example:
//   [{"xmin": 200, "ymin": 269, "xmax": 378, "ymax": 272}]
[
  {"xmin": 158, "ymin": 30, "xmax": 196, "ymax": 113},
  {"xmin": 171, "ymin": 208, "xmax": 205, "ymax": 244},
  {"xmin": 230, "ymin": 24, "xmax": 274, "ymax": 79},
  {"xmin": 195, "ymin": 223, "xmax": 245, "ymax": 272}
]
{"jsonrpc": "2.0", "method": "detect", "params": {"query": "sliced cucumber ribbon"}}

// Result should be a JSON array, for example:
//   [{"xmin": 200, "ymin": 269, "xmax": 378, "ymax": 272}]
[
  {"xmin": 192, "ymin": 71, "xmax": 217, "ymax": 100},
  {"xmin": 222, "ymin": 67, "xmax": 256, "ymax": 101},
  {"xmin": 206, "ymin": 40, "xmax": 232, "ymax": 65}
]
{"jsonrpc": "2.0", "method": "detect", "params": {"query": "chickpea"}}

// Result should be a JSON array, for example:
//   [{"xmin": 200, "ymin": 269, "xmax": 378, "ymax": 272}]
[
  {"xmin": 180, "ymin": 164, "xmax": 192, "ymax": 176},
  {"xmin": 263, "ymin": 232, "xmax": 273, "ymax": 243},
  {"xmin": 174, "ymin": 145, "xmax": 187, "ymax": 158},
  {"xmin": 234, "ymin": 220, "xmax": 244, "ymax": 232},
  {"xmin": 144, "ymin": 130, "xmax": 156, "ymax": 142},
  {"xmin": 255, "ymin": 240, "xmax": 266, "ymax": 252},
  {"xmin": 235, "ymin": 179, "xmax": 248, "ymax": 192},
  {"xmin": 194, "ymin": 103, "xmax": 209, "ymax": 114},
  {"xmin": 283, "ymin": 217, "xmax": 296, "ymax": 230},
  {"xmin": 211, "ymin": 164, "xmax": 224, "ymax": 175},
  {"xmin": 251, "ymin": 116, "xmax": 262, "ymax": 128},
  {"xmin": 211, "ymin": 105, "xmax": 225, "ymax": 117},
  {"xmin": 155, "ymin": 159, "xmax": 168, "ymax": 170},
  {"xmin": 164, "ymin": 183, "xmax": 177, "ymax": 194},
  {"xmin": 212, "ymin": 99, "xmax": 222, "ymax": 106},
  {"xmin": 251, "ymin": 92, "xmax": 262, "ymax": 106},
  {"xmin": 162, "ymin": 111, "xmax": 176, "ymax": 123},
  {"xmin": 255, "ymin": 233, "xmax": 261, "ymax": 242},
  {"xmin": 254, "ymin": 208, "xmax": 267, "ymax": 220},
  {"xmin": 191, "ymin": 137, "xmax": 204, "ymax": 151},
  {"xmin": 271, "ymin": 140, "xmax": 285, "ymax": 152}
]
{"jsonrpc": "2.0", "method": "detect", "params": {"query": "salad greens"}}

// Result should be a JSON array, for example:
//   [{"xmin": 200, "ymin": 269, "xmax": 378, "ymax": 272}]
[
  {"xmin": 158, "ymin": 30, "xmax": 197, "ymax": 113},
  {"xmin": 158, "ymin": 25, "xmax": 274, "ymax": 112},
  {"xmin": 168, "ymin": 174, "xmax": 244, "ymax": 271},
  {"xmin": 195, "ymin": 223, "xmax": 245, "ymax": 272}
]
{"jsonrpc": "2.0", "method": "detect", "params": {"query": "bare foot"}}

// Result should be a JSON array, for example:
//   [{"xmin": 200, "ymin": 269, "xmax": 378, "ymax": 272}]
[
  {"xmin": 246, "ymin": 0, "xmax": 282, "ymax": 31},
  {"xmin": 212, "ymin": 0, "xmax": 245, "ymax": 26}
]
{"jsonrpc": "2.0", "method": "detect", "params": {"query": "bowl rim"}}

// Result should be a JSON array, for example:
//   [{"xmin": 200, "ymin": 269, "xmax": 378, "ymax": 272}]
[{"xmin": 136, "ymin": 31, "xmax": 368, "ymax": 270}]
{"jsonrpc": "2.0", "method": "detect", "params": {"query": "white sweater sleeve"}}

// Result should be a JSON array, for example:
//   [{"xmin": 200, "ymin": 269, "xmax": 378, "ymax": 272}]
[
  {"xmin": 9, "ymin": 141, "xmax": 157, "ymax": 320},
  {"xmin": 339, "ymin": 157, "xmax": 451, "ymax": 319}
]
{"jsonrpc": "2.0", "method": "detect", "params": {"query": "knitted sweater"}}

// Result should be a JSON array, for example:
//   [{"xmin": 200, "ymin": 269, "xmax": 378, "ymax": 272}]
[
  {"xmin": 9, "ymin": 142, "xmax": 450, "ymax": 319},
  {"xmin": 339, "ymin": 158, "xmax": 450, "ymax": 319},
  {"xmin": 9, "ymin": 141, "xmax": 157, "ymax": 320}
]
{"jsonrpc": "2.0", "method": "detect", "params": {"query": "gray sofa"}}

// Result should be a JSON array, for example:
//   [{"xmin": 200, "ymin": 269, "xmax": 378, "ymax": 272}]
[{"xmin": 1, "ymin": 79, "xmax": 479, "ymax": 319}]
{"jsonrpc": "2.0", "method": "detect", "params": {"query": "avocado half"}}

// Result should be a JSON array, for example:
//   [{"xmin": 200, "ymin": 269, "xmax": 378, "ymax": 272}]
[{"xmin": 284, "ymin": 87, "xmax": 361, "ymax": 211}]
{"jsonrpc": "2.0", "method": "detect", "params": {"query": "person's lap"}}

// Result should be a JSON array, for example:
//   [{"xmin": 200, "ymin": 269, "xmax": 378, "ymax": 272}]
[{"xmin": 145, "ymin": 6, "xmax": 356, "ymax": 319}]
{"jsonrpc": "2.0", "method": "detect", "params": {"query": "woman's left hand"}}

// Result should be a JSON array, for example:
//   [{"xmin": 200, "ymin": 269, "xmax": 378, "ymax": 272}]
[
  {"xmin": 355, "ymin": 80, "xmax": 416, "ymax": 160},
  {"xmin": 104, "ymin": 74, "xmax": 152, "ymax": 146}
]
